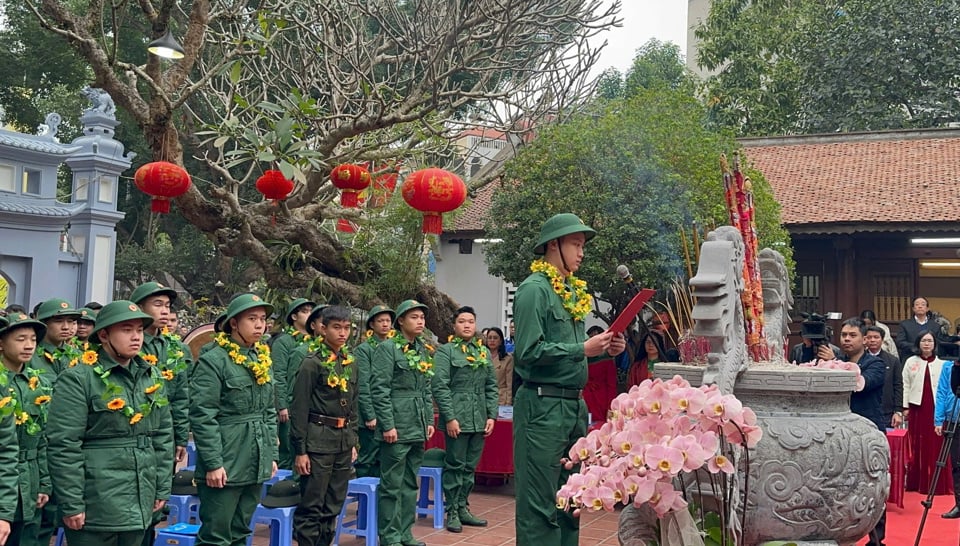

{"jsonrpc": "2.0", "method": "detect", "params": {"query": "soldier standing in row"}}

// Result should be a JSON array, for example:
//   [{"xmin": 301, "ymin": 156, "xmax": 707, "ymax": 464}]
[
  {"xmin": 354, "ymin": 304, "xmax": 394, "ymax": 478},
  {"xmin": 30, "ymin": 299, "xmax": 81, "ymax": 378},
  {"xmin": 272, "ymin": 298, "xmax": 316, "ymax": 470},
  {"xmin": 290, "ymin": 306, "xmax": 358, "ymax": 546},
  {"xmin": 46, "ymin": 301, "xmax": 174, "ymax": 546},
  {"xmin": 371, "ymin": 300, "xmax": 435, "ymax": 546},
  {"xmin": 432, "ymin": 306, "xmax": 497, "ymax": 533}
]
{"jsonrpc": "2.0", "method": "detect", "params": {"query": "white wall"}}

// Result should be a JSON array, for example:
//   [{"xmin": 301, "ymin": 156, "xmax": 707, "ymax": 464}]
[{"xmin": 434, "ymin": 239, "xmax": 514, "ymax": 332}]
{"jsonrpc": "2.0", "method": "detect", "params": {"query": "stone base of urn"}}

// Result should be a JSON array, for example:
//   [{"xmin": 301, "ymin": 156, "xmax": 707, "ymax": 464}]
[{"xmin": 616, "ymin": 363, "xmax": 889, "ymax": 546}]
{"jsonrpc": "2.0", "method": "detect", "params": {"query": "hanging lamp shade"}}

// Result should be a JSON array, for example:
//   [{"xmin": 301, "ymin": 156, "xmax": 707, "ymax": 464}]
[
  {"xmin": 401, "ymin": 168, "xmax": 467, "ymax": 235},
  {"xmin": 134, "ymin": 161, "xmax": 192, "ymax": 213},
  {"xmin": 147, "ymin": 29, "xmax": 185, "ymax": 60}
]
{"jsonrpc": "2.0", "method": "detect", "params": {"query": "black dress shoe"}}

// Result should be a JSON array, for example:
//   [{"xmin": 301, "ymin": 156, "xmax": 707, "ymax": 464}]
[
  {"xmin": 942, "ymin": 506, "xmax": 960, "ymax": 519},
  {"xmin": 401, "ymin": 541, "xmax": 426, "ymax": 546}
]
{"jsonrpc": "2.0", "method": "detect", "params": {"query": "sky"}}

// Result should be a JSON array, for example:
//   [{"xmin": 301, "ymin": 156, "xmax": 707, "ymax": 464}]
[{"xmin": 592, "ymin": 1, "xmax": 689, "ymax": 75}]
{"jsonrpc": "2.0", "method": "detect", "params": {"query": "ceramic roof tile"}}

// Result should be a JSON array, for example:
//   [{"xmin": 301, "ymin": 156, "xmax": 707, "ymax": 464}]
[{"xmin": 0, "ymin": 129, "xmax": 81, "ymax": 155}]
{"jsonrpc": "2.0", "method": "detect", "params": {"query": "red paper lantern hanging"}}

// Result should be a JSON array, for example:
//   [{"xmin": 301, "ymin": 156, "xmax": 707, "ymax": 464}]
[
  {"xmin": 371, "ymin": 172, "xmax": 399, "ymax": 208},
  {"xmin": 134, "ymin": 161, "xmax": 192, "ymax": 214},
  {"xmin": 401, "ymin": 168, "xmax": 467, "ymax": 235},
  {"xmin": 330, "ymin": 164, "xmax": 371, "ymax": 207},
  {"xmin": 255, "ymin": 170, "xmax": 294, "ymax": 202}
]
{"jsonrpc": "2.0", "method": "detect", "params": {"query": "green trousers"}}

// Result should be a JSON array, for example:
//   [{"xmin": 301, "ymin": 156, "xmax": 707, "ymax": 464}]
[
  {"xmin": 513, "ymin": 387, "xmax": 586, "ymax": 546},
  {"xmin": 293, "ymin": 450, "xmax": 353, "ymax": 546},
  {"xmin": 378, "ymin": 441, "xmax": 424, "ymax": 544},
  {"xmin": 442, "ymin": 431, "xmax": 484, "ymax": 513},
  {"xmin": 196, "ymin": 482, "xmax": 261, "ymax": 546},
  {"xmin": 63, "ymin": 528, "xmax": 146, "ymax": 546},
  {"xmin": 278, "ymin": 420, "xmax": 293, "ymax": 470},
  {"xmin": 21, "ymin": 501, "xmax": 57, "ymax": 546},
  {"xmin": 355, "ymin": 426, "xmax": 380, "ymax": 478}
]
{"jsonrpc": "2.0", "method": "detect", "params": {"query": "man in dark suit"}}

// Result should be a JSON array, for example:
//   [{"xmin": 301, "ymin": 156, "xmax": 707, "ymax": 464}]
[
  {"xmin": 865, "ymin": 325, "xmax": 904, "ymax": 428},
  {"xmin": 896, "ymin": 297, "xmax": 934, "ymax": 363},
  {"xmin": 841, "ymin": 318, "xmax": 887, "ymax": 546}
]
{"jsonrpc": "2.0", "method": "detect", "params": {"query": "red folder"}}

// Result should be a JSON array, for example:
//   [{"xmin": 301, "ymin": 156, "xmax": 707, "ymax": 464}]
[{"xmin": 608, "ymin": 288, "xmax": 657, "ymax": 334}]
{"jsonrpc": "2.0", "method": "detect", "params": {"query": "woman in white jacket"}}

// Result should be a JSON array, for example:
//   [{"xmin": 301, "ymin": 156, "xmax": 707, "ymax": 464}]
[{"xmin": 903, "ymin": 330, "xmax": 952, "ymax": 494}]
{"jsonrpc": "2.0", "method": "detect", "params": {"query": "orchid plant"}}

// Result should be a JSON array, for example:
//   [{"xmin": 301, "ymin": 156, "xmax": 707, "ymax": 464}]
[{"xmin": 557, "ymin": 376, "xmax": 763, "ymax": 545}]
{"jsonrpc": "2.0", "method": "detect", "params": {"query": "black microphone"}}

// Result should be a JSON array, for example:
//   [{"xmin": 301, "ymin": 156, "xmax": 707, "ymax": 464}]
[{"xmin": 617, "ymin": 264, "xmax": 640, "ymax": 296}]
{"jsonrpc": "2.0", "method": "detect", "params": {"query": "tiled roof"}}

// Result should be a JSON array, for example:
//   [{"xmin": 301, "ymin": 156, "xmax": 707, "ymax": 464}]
[
  {"xmin": 0, "ymin": 129, "xmax": 81, "ymax": 155},
  {"xmin": 742, "ymin": 129, "xmax": 960, "ymax": 231},
  {"xmin": 0, "ymin": 198, "xmax": 79, "ymax": 217},
  {"xmin": 453, "ymin": 180, "xmax": 496, "ymax": 232}
]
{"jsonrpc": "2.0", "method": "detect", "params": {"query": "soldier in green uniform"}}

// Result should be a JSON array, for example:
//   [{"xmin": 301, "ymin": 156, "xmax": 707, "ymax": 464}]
[
  {"xmin": 0, "ymin": 314, "xmax": 52, "ymax": 546},
  {"xmin": 46, "ymin": 300, "xmax": 175, "ymax": 546},
  {"xmin": 29, "ymin": 299, "xmax": 82, "ymax": 377},
  {"xmin": 289, "ymin": 306, "xmax": 358, "ymax": 546},
  {"xmin": 354, "ymin": 304, "xmax": 395, "ymax": 478},
  {"xmin": 432, "ymin": 306, "xmax": 498, "ymax": 533},
  {"xmin": 371, "ymin": 299, "xmax": 435, "ymax": 546},
  {"xmin": 74, "ymin": 308, "xmax": 97, "ymax": 345},
  {"xmin": 190, "ymin": 294, "xmax": 278, "ymax": 546},
  {"xmin": 271, "ymin": 298, "xmax": 316, "ymax": 470},
  {"xmin": 0, "ymin": 362, "xmax": 18, "ymax": 546},
  {"xmin": 130, "ymin": 281, "xmax": 191, "ymax": 546},
  {"xmin": 513, "ymin": 213, "xmax": 625, "ymax": 546}
]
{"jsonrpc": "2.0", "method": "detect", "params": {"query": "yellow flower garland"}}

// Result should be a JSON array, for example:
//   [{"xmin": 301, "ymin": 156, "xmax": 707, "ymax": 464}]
[
  {"xmin": 80, "ymin": 351, "xmax": 167, "ymax": 425},
  {"xmin": 447, "ymin": 335, "xmax": 491, "ymax": 368},
  {"xmin": 0, "ymin": 367, "xmax": 52, "ymax": 435},
  {"xmin": 306, "ymin": 338, "xmax": 354, "ymax": 392},
  {"xmin": 530, "ymin": 259, "xmax": 593, "ymax": 321},
  {"xmin": 214, "ymin": 332, "xmax": 272, "ymax": 384}
]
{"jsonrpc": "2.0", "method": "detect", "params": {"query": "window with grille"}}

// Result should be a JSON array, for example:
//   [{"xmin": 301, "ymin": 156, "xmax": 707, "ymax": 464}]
[
  {"xmin": 794, "ymin": 274, "xmax": 821, "ymax": 316},
  {"xmin": 873, "ymin": 274, "xmax": 912, "ymax": 324}
]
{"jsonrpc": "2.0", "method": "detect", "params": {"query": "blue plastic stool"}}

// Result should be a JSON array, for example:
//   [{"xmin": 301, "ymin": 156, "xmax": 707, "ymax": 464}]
[
  {"xmin": 415, "ymin": 466, "xmax": 444, "ymax": 529},
  {"xmin": 167, "ymin": 494, "xmax": 201, "ymax": 524},
  {"xmin": 154, "ymin": 523, "xmax": 200, "ymax": 546},
  {"xmin": 334, "ymin": 477, "xmax": 380, "ymax": 546},
  {"xmin": 260, "ymin": 469, "xmax": 294, "ymax": 499},
  {"xmin": 54, "ymin": 528, "xmax": 65, "ymax": 546},
  {"xmin": 185, "ymin": 440, "xmax": 197, "ymax": 468},
  {"xmin": 246, "ymin": 504, "xmax": 295, "ymax": 546}
]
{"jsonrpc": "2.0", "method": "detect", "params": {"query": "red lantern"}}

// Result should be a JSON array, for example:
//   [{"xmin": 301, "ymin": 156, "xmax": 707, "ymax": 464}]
[
  {"xmin": 330, "ymin": 164, "xmax": 371, "ymax": 207},
  {"xmin": 401, "ymin": 168, "xmax": 467, "ymax": 235},
  {"xmin": 371, "ymin": 172, "xmax": 399, "ymax": 208},
  {"xmin": 134, "ymin": 161, "xmax": 192, "ymax": 214},
  {"xmin": 255, "ymin": 170, "xmax": 294, "ymax": 202}
]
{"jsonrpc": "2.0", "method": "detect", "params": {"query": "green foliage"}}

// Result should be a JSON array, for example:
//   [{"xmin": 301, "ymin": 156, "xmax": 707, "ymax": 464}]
[{"xmin": 696, "ymin": 0, "xmax": 960, "ymax": 135}]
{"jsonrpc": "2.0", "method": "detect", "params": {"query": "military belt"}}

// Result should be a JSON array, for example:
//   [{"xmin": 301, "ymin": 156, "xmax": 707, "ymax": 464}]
[
  {"xmin": 218, "ymin": 414, "xmax": 261, "ymax": 425},
  {"xmin": 523, "ymin": 383, "xmax": 582, "ymax": 400},
  {"xmin": 19, "ymin": 448, "xmax": 38, "ymax": 462},
  {"xmin": 83, "ymin": 435, "xmax": 153, "ymax": 449},
  {"xmin": 308, "ymin": 412, "xmax": 350, "ymax": 429}
]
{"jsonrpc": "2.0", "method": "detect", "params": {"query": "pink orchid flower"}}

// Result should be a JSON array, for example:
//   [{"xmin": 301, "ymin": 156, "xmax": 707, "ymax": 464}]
[
  {"xmin": 708, "ymin": 454, "xmax": 736, "ymax": 474},
  {"xmin": 650, "ymin": 481, "xmax": 688, "ymax": 516},
  {"xmin": 645, "ymin": 444, "xmax": 685, "ymax": 476}
]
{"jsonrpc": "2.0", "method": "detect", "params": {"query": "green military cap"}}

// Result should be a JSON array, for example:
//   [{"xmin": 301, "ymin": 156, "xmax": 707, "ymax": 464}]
[
  {"xmin": 90, "ymin": 300, "xmax": 154, "ymax": 338},
  {"xmin": 284, "ymin": 298, "xmax": 316, "ymax": 325},
  {"xmin": 393, "ymin": 299, "xmax": 428, "ymax": 326},
  {"xmin": 365, "ymin": 304, "xmax": 395, "ymax": 329},
  {"xmin": 130, "ymin": 281, "xmax": 178, "ymax": 305},
  {"xmin": 170, "ymin": 470, "xmax": 198, "ymax": 496},
  {"xmin": 532, "ymin": 213, "xmax": 597, "ymax": 255},
  {"xmin": 222, "ymin": 294, "xmax": 274, "ymax": 334},
  {"xmin": 262, "ymin": 480, "xmax": 300, "ymax": 508},
  {"xmin": 36, "ymin": 299, "xmax": 81, "ymax": 322},
  {"xmin": 0, "ymin": 312, "xmax": 46, "ymax": 339},
  {"xmin": 423, "ymin": 447, "xmax": 446, "ymax": 468},
  {"xmin": 305, "ymin": 304, "xmax": 330, "ymax": 329},
  {"xmin": 77, "ymin": 307, "xmax": 98, "ymax": 324}
]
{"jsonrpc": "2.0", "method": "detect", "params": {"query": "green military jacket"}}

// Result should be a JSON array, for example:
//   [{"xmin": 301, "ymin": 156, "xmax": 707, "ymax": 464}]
[
  {"xmin": 189, "ymin": 341, "xmax": 278, "ymax": 486},
  {"xmin": 0, "ymin": 413, "xmax": 17, "ymax": 523},
  {"xmin": 142, "ymin": 331, "xmax": 191, "ymax": 448},
  {"xmin": 371, "ymin": 336, "xmax": 433, "ymax": 443},
  {"xmin": 46, "ymin": 350, "xmax": 174, "ymax": 532},
  {"xmin": 289, "ymin": 341, "xmax": 359, "ymax": 455},
  {"xmin": 271, "ymin": 329, "xmax": 312, "ymax": 412},
  {"xmin": 513, "ymin": 272, "xmax": 589, "ymax": 388},
  {"xmin": 354, "ymin": 334, "xmax": 392, "ymax": 423},
  {"xmin": 432, "ymin": 338, "xmax": 498, "ymax": 433},
  {"xmin": 28, "ymin": 340, "xmax": 79, "ymax": 380},
  {"xmin": 3, "ymin": 366, "xmax": 52, "ymax": 522}
]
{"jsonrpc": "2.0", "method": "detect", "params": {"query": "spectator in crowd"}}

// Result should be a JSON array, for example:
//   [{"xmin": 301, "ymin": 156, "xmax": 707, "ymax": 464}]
[
  {"xmin": 584, "ymin": 326, "xmax": 617, "ymax": 426},
  {"xmin": 485, "ymin": 327, "xmax": 513, "ymax": 406},
  {"xmin": 860, "ymin": 310, "xmax": 898, "ymax": 359},
  {"xmin": 903, "ymin": 330, "xmax": 952, "ymax": 495},
  {"xmin": 864, "ymin": 325, "xmax": 903, "ymax": 428},
  {"xmin": 897, "ymin": 297, "xmax": 936, "ymax": 363},
  {"xmin": 933, "ymin": 352, "xmax": 960, "ymax": 518},
  {"xmin": 628, "ymin": 332, "xmax": 664, "ymax": 387}
]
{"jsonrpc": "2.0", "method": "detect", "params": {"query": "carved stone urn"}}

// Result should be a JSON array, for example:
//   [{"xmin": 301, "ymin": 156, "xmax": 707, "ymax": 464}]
[{"xmin": 621, "ymin": 363, "xmax": 890, "ymax": 546}]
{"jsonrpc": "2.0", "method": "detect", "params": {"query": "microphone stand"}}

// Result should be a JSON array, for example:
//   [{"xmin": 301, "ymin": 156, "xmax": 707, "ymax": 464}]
[{"xmin": 914, "ymin": 387, "xmax": 960, "ymax": 546}]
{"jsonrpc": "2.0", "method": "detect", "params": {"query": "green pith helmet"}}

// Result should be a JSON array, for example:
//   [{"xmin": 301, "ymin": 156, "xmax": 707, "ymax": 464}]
[
  {"xmin": 393, "ymin": 299, "xmax": 428, "ymax": 327},
  {"xmin": 305, "ymin": 304, "xmax": 330, "ymax": 333},
  {"xmin": 222, "ymin": 294, "xmax": 275, "ymax": 334},
  {"xmin": 285, "ymin": 298, "xmax": 317, "ymax": 325},
  {"xmin": 0, "ymin": 313, "xmax": 46, "ymax": 340},
  {"xmin": 365, "ymin": 304, "xmax": 396, "ymax": 329},
  {"xmin": 35, "ymin": 299, "xmax": 80, "ymax": 322},
  {"xmin": 532, "ymin": 213, "xmax": 597, "ymax": 255},
  {"xmin": 90, "ymin": 300, "xmax": 154, "ymax": 338},
  {"xmin": 130, "ymin": 281, "xmax": 178, "ymax": 306},
  {"xmin": 77, "ymin": 308, "xmax": 98, "ymax": 324}
]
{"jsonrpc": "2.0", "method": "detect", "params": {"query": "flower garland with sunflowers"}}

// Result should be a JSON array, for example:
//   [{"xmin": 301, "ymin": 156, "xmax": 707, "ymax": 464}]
[
  {"xmin": 306, "ymin": 337, "xmax": 354, "ymax": 392},
  {"xmin": 47, "ymin": 341, "xmax": 83, "ymax": 368},
  {"xmin": 157, "ymin": 328, "xmax": 190, "ymax": 379},
  {"xmin": 364, "ymin": 328, "xmax": 396, "ymax": 348},
  {"xmin": 214, "ymin": 332, "xmax": 272, "ymax": 385},
  {"xmin": 79, "ymin": 349, "xmax": 168, "ymax": 425},
  {"xmin": 447, "ymin": 335, "xmax": 491, "ymax": 369},
  {"xmin": 0, "ymin": 368, "xmax": 52, "ymax": 435},
  {"xmin": 394, "ymin": 335, "xmax": 436, "ymax": 376},
  {"xmin": 285, "ymin": 326, "xmax": 312, "ymax": 344},
  {"xmin": 530, "ymin": 259, "xmax": 592, "ymax": 321}
]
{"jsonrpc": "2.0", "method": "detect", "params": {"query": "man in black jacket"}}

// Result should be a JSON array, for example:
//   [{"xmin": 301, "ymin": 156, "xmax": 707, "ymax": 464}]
[
  {"xmin": 865, "ymin": 325, "xmax": 904, "ymax": 429},
  {"xmin": 841, "ymin": 318, "xmax": 887, "ymax": 546}
]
